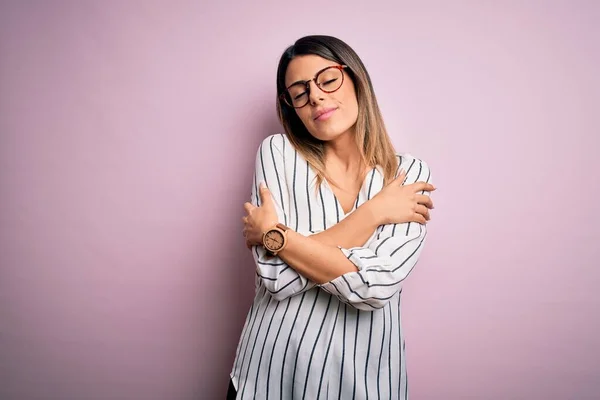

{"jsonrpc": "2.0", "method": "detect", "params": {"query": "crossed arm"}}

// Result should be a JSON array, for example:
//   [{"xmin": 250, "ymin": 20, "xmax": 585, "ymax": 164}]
[{"xmin": 246, "ymin": 135, "xmax": 434, "ymax": 310}]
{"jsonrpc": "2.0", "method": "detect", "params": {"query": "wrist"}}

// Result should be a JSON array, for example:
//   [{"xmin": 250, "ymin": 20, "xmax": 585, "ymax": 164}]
[
  {"xmin": 262, "ymin": 223, "xmax": 289, "ymax": 256},
  {"xmin": 259, "ymin": 218, "xmax": 279, "ymax": 235},
  {"xmin": 362, "ymin": 198, "xmax": 385, "ymax": 226}
]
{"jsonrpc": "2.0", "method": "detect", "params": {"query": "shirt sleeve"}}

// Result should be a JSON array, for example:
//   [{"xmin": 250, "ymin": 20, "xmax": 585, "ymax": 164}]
[
  {"xmin": 250, "ymin": 134, "xmax": 317, "ymax": 301},
  {"xmin": 318, "ymin": 157, "xmax": 433, "ymax": 311}
]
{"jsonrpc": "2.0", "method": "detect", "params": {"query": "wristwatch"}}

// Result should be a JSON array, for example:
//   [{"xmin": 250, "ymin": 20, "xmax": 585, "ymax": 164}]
[{"xmin": 262, "ymin": 223, "xmax": 289, "ymax": 256}]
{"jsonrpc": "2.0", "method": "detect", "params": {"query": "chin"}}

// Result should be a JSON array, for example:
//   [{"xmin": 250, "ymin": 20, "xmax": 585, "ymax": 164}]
[
  {"xmin": 309, "ymin": 124, "xmax": 354, "ymax": 142},
  {"xmin": 309, "ymin": 129, "xmax": 340, "ymax": 142}
]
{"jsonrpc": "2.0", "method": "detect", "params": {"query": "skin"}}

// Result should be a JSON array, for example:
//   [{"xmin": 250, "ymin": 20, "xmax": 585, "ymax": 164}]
[
  {"xmin": 242, "ymin": 55, "xmax": 435, "ymax": 284},
  {"xmin": 286, "ymin": 56, "xmax": 359, "ymax": 144}
]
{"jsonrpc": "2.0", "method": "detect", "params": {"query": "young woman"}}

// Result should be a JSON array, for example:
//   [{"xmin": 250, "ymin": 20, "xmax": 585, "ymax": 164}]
[{"xmin": 228, "ymin": 35, "xmax": 435, "ymax": 400}]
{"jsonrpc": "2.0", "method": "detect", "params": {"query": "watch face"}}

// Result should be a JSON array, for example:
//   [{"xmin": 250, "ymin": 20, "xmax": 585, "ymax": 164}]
[{"xmin": 265, "ymin": 229, "xmax": 285, "ymax": 251}]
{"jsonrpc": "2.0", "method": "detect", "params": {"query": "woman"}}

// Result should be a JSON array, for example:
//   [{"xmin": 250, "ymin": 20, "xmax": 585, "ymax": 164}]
[{"xmin": 228, "ymin": 35, "xmax": 435, "ymax": 400}]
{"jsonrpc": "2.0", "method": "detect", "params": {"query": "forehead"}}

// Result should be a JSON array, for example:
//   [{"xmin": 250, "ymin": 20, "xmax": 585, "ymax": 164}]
[{"xmin": 285, "ymin": 55, "xmax": 339, "ymax": 85}]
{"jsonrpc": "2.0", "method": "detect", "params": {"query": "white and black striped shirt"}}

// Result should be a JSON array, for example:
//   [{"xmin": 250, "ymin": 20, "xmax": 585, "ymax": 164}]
[{"xmin": 230, "ymin": 133, "xmax": 432, "ymax": 399}]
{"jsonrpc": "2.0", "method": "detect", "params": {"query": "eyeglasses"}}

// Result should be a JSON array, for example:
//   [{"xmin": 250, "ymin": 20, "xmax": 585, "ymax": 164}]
[{"xmin": 280, "ymin": 65, "xmax": 348, "ymax": 109}]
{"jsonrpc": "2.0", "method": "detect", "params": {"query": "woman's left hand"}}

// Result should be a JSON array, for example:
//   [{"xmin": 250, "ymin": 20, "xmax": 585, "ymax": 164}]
[{"xmin": 243, "ymin": 183, "xmax": 279, "ymax": 249}]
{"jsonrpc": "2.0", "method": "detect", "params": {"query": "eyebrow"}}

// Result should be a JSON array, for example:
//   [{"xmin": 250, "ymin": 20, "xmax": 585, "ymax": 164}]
[{"xmin": 287, "ymin": 79, "xmax": 308, "ymax": 88}]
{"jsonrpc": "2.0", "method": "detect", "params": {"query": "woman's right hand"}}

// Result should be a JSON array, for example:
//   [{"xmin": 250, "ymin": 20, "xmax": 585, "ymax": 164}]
[{"xmin": 369, "ymin": 170, "xmax": 436, "ymax": 225}]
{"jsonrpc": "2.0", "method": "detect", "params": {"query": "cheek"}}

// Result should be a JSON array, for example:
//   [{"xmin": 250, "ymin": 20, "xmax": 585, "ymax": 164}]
[
  {"xmin": 295, "ymin": 109, "xmax": 313, "ymax": 127},
  {"xmin": 339, "ymin": 94, "xmax": 359, "ymax": 124},
  {"xmin": 346, "ymin": 88, "xmax": 359, "ymax": 109},
  {"xmin": 336, "ymin": 86, "xmax": 358, "ymax": 111}
]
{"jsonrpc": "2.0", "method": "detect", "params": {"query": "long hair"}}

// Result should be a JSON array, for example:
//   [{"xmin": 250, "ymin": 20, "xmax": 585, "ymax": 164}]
[{"xmin": 275, "ymin": 35, "xmax": 398, "ymax": 190}]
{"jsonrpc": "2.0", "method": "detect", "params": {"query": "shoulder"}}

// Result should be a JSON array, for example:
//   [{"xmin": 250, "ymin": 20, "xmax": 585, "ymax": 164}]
[
  {"xmin": 395, "ymin": 153, "xmax": 432, "ymax": 183},
  {"xmin": 256, "ymin": 133, "xmax": 293, "ymax": 156}
]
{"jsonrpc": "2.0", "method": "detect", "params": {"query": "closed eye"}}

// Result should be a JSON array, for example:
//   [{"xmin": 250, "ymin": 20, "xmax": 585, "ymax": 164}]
[{"xmin": 293, "ymin": 92, "xmax": 307, "ymax": 100}]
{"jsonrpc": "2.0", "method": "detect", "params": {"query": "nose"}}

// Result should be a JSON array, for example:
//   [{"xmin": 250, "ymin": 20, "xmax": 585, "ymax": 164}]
[{"xmin": 307, "ymin": 80, "xmax": 324, "ymax": 105}]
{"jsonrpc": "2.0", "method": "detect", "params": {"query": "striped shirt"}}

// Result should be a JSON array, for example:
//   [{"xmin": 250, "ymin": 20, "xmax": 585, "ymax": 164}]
[{"xmin": 230, "ymin": 133, "xmax": 432, "ymax": 399}]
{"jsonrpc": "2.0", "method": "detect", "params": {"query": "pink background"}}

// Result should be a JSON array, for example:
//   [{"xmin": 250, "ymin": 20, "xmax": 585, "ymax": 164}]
[{"xmin": 1, "ymin": 1, "xmax": 598, "ymax": 399}]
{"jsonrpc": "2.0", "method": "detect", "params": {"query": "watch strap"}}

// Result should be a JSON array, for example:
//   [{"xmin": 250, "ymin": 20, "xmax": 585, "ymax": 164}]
[{"xmin": 275, "ymin": 223, "xmax": 288, "ymax": 232}]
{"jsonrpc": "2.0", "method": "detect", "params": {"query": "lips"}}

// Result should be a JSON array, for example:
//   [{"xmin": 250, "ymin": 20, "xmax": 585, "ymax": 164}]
[{"xmin": 313, "ymin": 107, "xmax": 337, "ymax": 121}]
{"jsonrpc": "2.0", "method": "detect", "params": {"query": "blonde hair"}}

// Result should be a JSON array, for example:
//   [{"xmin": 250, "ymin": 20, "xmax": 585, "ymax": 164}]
[{"xmin": 275, "ymin": 35, "xmax": 398, "ymax": 190}]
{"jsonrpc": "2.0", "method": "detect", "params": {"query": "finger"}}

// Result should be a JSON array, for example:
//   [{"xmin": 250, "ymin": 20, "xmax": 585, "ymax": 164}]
[
  {"xmin": 243, "ymin": 202, "xmax": 254, "ymax": 213},
  {"xmin": 247, "ymin": 236, "xmax": 261, "ymax": 246},
  {"xmin": 414, "ymin": 213, "xmax": 427, "ymax": 224},
  {"xmin": 393, "ymin": 169, "xmax": 407, "ymax": 184},
  {"xmin": 259, "ymin": 182, "xmax": 275, "ymax": 208},
  {"xmin": 415, "ymin": 194, "xmax": 434, "ymax": 209},
  {"xmin": 415, "ymin": 204, "xmax": 430, "ymax": 220},
  {"xmin": 246, "ymin": 240, "xmax": 252, "ymax": 250},
  {"xmin": 410, "ymin": 181, "xmax": 436, "ymax": 193}
]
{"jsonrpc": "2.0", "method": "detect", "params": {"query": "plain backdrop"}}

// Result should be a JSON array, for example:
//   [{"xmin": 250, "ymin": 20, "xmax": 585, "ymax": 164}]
[{"xmin": 1, "ymin": 1, "xmax": 599, "ymax": 399}]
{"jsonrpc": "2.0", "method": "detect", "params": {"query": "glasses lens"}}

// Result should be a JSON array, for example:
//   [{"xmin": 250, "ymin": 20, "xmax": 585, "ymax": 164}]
[
  {"xmin": 285, "ymin": 84, "xmax": 309, "ymax": 108},
  {"xmin": 316, "ymin": 67, "xmax": 343, "ymax": 93}
]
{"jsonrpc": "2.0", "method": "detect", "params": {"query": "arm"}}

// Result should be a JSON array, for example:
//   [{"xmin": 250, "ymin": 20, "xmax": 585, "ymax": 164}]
[
  {"xmin": 272, "ymin": 157, "xmax": 433, "ymax": 310},
  {"xmin": 249, "ymin": 134, "xmax": 319, "ymax": 300},
  {"xmin": 305, "ymin": 156, "xmax": 423, "ymax": 249},
  {"xmin": 309, "ymin": 201, "xmax": 381, "ymax": 248},
  {"xmin": 248, "ymin": 134, "xmax": 409, "ymax": 299}
]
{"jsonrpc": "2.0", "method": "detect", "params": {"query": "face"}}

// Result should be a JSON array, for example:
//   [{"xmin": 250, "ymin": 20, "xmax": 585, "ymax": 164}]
[{"xmin": 284, "ymin": 55, "xmax": 359, "ymax": 142}]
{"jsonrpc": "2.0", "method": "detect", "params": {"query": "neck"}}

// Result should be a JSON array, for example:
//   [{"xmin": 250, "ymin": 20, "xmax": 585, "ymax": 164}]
[{"xmin": 323, "ymin": 130, "xmax": 366, "ymax": 177}]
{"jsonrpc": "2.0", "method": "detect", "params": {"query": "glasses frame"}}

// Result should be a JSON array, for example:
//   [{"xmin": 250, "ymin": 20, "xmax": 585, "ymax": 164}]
[{"xmin": 279, "ymin": 65, "xmax": 349, "ymax": 109}]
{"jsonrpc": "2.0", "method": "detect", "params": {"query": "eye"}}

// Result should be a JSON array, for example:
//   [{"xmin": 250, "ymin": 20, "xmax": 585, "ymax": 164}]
[{"xmin": 293, "ymin": 92, "xmax": 307, "ymax": 100}]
